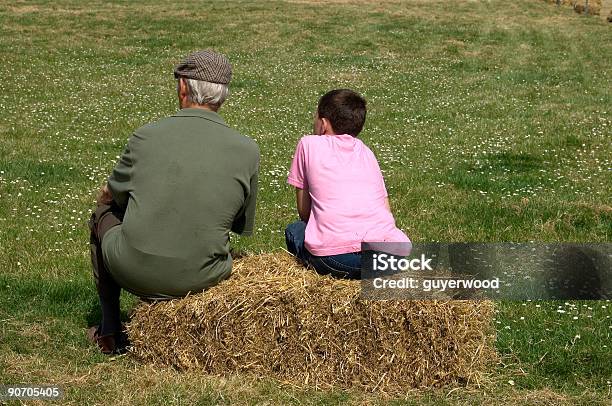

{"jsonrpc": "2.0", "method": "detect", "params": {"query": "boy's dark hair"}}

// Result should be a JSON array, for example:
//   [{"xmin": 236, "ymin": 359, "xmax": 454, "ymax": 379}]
[{"xmin": 317, "ymin": 89, "xmax": 366, "ymax": 137}]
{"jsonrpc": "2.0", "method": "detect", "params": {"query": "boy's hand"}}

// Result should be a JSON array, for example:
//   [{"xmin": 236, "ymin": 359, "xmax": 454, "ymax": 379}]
[{"xmin": 97, "ymin": 184, "xmax": 113, "ymax": 205}]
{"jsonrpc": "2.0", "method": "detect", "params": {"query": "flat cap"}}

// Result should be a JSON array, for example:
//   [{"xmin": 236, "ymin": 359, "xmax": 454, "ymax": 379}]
[{"xmin": 174, "ymin": 49, "xmax": 232, "ymax": 85}]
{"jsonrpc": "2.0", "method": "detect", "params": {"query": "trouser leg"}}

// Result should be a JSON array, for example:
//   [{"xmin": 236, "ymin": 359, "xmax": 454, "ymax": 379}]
[
  {"xmin": 284, "ymin": 221, "xmax": 310, "ymax": 263},
  {"xmin": 89, "ymin": 203, "xmax": 123, "ymax": 336},
  {"xmin": 284, "ymin": 220, "xmax": 362, "ymax": 279},
  {"xmin": 309, "ymin": 252, "xmax": 362, "ymax": 280}
]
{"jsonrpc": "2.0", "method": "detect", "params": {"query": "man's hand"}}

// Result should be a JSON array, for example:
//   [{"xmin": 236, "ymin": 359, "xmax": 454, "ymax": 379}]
[{"xmin": 96, "ymin": 184, "xmax": 113, "ymax": 205}]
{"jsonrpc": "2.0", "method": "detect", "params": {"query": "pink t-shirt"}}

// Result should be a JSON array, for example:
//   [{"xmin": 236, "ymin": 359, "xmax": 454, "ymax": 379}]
[{"xmin": 287, "ymin": 134, "xmax": 410, "ymax": 256}]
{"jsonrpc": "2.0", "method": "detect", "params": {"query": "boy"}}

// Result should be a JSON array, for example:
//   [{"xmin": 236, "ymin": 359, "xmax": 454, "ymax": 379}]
[{"xmin": 285, "ymin": 89, "xmax": 410, "ymax": 279}]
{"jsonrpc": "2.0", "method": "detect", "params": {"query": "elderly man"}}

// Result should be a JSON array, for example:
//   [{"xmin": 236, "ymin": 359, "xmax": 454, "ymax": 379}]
[{"xmin": 87, "ymin": 50, "xmax": 259, "ymax": 354}]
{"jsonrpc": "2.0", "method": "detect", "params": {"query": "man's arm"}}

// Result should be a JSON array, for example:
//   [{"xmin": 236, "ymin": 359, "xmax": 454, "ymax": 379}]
[
  {"xmin": 231, "ymin": 170, "xmax": 259, "ymax": 236},
  {"xmin": 107, "ymin": 141, "xmax": 135, "ymax": 210},
  {"xmin": 296, "ymin": 187, "xmax": 311, "ymax": 222}
]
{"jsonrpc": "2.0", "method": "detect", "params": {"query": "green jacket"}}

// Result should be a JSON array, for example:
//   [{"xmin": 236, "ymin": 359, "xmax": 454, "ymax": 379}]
[{"xmin": 102, "ymin": 108, "xmax": 259, "ymax": 298}]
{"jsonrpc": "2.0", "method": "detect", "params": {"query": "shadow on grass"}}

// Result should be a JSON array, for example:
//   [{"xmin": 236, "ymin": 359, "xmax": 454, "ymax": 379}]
[
  {"xmin": 448, "ymin": 151, "xmax": 544, "ymax": 194},
  {"xmin": 0, "ymin": 273, "xmax": 133, "ymax": 329},
  {"xmin": 0, "ymin": 159, "xmax": 82, "ymax": 187}
]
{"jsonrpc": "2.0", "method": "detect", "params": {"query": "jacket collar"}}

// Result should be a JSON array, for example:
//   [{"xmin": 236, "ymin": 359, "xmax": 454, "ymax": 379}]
[{"xmin": 173, "ymin": 108, "xmax": 228, "ymax": 127}]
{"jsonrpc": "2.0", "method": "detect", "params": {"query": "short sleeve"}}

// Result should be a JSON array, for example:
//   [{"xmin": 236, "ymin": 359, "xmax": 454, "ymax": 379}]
[
  {"xmin": 287, "ymin": 138, "xmax": 307, "ymax": 190},
  {"xmin": 107, "ymin": 139, "xmax": 135, "ymax": 210}
]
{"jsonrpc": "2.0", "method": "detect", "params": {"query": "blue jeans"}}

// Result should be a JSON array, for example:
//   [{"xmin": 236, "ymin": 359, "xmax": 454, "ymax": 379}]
[{"xmin": 284, "ymin": 221, "xmax": 362, "ymax": 280}]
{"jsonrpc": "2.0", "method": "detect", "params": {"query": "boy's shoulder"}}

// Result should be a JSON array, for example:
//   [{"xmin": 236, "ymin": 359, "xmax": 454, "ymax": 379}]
[
  {"xmin": 298, "ymin": 134, "xmax": 356, "ymax": 146},
  {"xmin": 296, "ymin": 135, "xmax": 324, "ymax": 153},
  {"xmin": 298, "ymin": 134, "xmax": 320, "ymax": 144},
  {"xmin": 298, "ymin": 134, "xmax": 375, "ymax": 155}
]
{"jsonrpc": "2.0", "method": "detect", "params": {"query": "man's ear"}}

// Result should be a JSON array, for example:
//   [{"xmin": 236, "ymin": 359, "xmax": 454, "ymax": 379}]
[
  {"xmin": 177, "ymin": 77, "xmax": 191, "ymax": 108},
  {"xmin": 178, "ymin": 78, "xmax": 188, "ymax": 98}
]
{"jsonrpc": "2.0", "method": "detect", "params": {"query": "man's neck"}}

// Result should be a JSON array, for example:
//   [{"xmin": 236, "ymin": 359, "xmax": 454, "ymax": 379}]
[{"xmin": 181, "ymin": 102, "xmax": 218, "ymax": 112}]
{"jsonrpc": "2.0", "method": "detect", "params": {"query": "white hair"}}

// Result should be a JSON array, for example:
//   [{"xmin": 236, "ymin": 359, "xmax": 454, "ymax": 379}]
[{"xmin": 181, "ymin": 78, "xmax": 229, "ymax": 108}]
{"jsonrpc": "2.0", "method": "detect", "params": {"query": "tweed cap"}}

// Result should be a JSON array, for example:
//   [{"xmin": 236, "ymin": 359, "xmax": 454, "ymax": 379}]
[{"xmin": 174, "ymin": 49, "xmax": 232, "ymax": 85}]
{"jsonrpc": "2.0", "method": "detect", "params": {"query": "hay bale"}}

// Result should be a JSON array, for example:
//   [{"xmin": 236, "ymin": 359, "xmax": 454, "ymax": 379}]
[{"xmin": 127, "ymin": 253, "xmax": 497, "ymax": 393}]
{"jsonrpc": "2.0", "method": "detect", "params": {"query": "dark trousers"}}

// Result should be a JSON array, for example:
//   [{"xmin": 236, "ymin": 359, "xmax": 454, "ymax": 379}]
[
  {"xmin": 284, "ymin": 221, "xmax": 362, "ymax": 280},
  {"xmin": 88, "ymin": 203, "xmax": 124, "ymax": 336}
]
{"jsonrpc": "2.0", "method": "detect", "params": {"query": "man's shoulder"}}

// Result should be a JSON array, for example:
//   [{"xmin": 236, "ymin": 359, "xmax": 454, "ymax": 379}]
[
  {"xmin": 230, "ymin": 130, "xmax": 259, "ymax": 149},
  {"xmin": 133, "ymin": 110, "xmax": 222, "ymax": 133},
  {"xmin": 224, "ymin": 130, "xmax": 260, "ymax": 162},
  {"xmin": 131, "ymin": 114, "xmax": 176, "ymax": 136},
  {"xmin": 133, "ymin": 114, "xmax": 258, "ymax": 154}
]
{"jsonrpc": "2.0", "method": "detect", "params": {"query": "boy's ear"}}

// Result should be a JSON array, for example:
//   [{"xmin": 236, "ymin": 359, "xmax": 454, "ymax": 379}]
[{"xmin": 321, "ymin": 117, "xmax": 334, "ymax": 135}]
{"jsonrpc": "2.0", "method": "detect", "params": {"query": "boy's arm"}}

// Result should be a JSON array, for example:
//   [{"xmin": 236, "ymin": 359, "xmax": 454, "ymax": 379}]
[
  {"xmin": 296, "ymin": 187, "xmax": 311, "ymax": 222},
  {"xmin": 384, "ymin": 197, "xmax": 391, "ymax": 212}
]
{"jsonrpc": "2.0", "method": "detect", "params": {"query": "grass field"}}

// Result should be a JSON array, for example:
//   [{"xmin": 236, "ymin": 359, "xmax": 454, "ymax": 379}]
[{"xmin": 0, "ymin": 0, "xmax": 611, "ymax": 404}]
